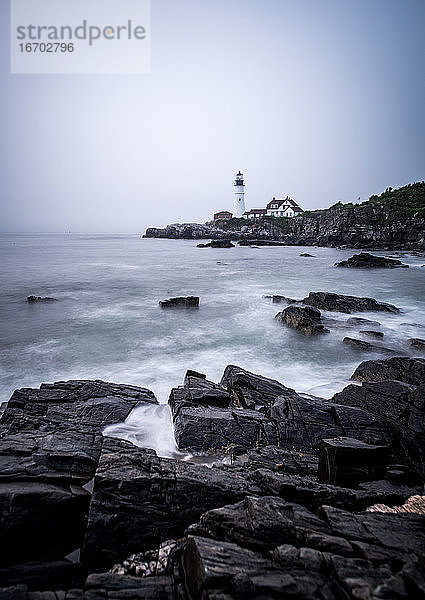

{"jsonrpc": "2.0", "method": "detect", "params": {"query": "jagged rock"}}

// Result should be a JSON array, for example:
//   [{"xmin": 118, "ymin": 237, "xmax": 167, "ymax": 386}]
[
  {"xmin": 351, "ymin": 356, "xmax": 425, "ymax": 385},
  {"xmin": 300, "ymin": 253, "xmax": 315, "ymax": 257},
  {"xmin": 275, "ymin": 305, "xmax": 329, "ymax": 335},
  {"xmin": 0, "ymin": 380, "xmax": 156, "ymax": 569},
  {"xmin": 335, "ymin": 252, "xmax": 409, "ymax": 268},
  {"xmin": 26, "ymin": 296, "xmax": 57, "ymax": 303},
  {"xmin": 408, "ymin": 338, "xmax": 425, "ymax": 350},
  {"xmin": 302, "ymin": 291, "xmax": 400, "ymax": 313},
  {"xmin": 82, "ymin": 438, "xmax": 260, "ymax": 570},
  {"xmin": 220, "ymin": 365, "xmax": 298, "ymax": 410},
  {"xmin": 343, "ymin": 336, "xmax": 398, "ymax": 354},
  {"xmin": 184, "ymin": 369, "xmax": 206, "ymax": 382},
  {"xmin": 332, "ymin": 378, "xmax": 425, "ymax": 476},
  {"xmin": 360, "ymin": 330, "xmax": 384, "ymax": 338},
  {"xmin": 85, "ymin": 573, "xmax": 174, "ymax": 598},
  {"xmin": 197, "ymin": 240, "xmax": 235, "ymax": 248},
  {"xmin": 158, "ymin": 296, "xmax": 199, "ymax": 308},
  {"xmin": 318, "ymin": 437, "xmax": 389, "ymax": 487}
]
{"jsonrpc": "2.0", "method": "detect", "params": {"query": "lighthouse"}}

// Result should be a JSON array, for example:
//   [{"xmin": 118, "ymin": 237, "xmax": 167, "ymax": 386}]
[{"xmin": 233, "ymin": 171, "xmax": 246, "ymax": 217}]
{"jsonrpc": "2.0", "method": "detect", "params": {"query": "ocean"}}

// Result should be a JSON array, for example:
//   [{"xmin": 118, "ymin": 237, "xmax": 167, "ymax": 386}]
[{"xmin": 1, "ymin": 233, "xmax": 424, "ymax": 454}]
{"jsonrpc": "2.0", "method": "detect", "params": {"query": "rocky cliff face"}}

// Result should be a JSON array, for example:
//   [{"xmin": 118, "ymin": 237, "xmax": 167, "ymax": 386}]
[{"xmin": 144, "ymin": 182, "xmax": 425, "ymax": 249}]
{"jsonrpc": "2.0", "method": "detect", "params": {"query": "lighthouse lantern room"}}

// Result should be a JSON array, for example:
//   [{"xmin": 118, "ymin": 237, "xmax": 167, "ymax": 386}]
[{"xmin": 233, "ymin": 171, "xmax": 246, "ymax": 217}]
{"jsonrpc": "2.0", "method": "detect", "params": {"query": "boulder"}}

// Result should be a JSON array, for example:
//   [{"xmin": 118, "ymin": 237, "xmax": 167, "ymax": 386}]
[
  {"xmin": 335, "ymin": 252, "xmax": 409, "ymax": 268},
  {"xmin": 351, "ymin": 356, "xmax": 425, "ymax": 385},
  {"xmin": 302, "ymin": 291, "xmax": 400, "ymax": 313},
  {"xmin": 265, "ymin": 294, "xmax": 301, "ymax": 304},
  {"xmin": 318, "ymin": 437, "xmax": 389, "ymax": 487},
  {"xmin": 158, "ymin": 296, "xmax": 199, "ymax": 308},
  {"xmin": 275, "ymin": 305, "xmax": 329, "ymax": 335},
  {"xmin": 343, "ymin": 337, "xmax": 398, "ymax": 354}
]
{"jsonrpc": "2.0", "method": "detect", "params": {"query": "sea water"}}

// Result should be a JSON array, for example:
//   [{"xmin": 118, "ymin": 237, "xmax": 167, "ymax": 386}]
[{"xmin": 1, "ymin": 234, "xmax": 424, "ymax": 455}]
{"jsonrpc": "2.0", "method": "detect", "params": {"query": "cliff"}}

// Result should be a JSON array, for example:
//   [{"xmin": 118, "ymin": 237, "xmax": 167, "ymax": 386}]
[{"xmin": 144, "ymin": 182, "xmax": 425, "ymax": 249}]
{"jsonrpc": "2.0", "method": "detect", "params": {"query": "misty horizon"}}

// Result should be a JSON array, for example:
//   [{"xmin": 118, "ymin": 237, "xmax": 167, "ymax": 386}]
[{"xmin": 1, "ymin": 0, "xmax": 424, "ymax": 233}]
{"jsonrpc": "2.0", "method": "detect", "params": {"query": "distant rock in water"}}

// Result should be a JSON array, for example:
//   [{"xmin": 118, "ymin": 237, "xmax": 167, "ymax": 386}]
[
  {"xmin": 347, "ymin": 317, "xmax": 381, "ymax": 326},
  {"xmin": 408, "ymin": 338, "xmax": 425, "ymax": 351},
  {"xmin": 27, "ymin": 295, "xmax": 57, "ymax": 303},
  {"xmin": 335, "ymin": 252, "xmax": 409, "ymax": 268},
  {"xmin": 300, "ymin": 252, "xmax": 315, "ymax": 257},
  {"xmin": 275, "ymin": 305, "xmax": 329, "ymax": 335},
  {"xmin": 159, "ymin": 296, "xmax": 199, "ymax": 308},
  {"xmin": 197, "ymin": 240, "xmax": 235, "ymax": 248},
  {"xmin": 238, "ymin": 240, "xmax": 286, "ymax": 246},
  {"xmin": 302, "ymin": 291, "xmax": 400, "ymax": 314},
  {"xmin": 343, "ymin": 337, "xmax": 398, "ymax": 354},
  {"xmin": 360, "ymin": 330, "xmax": 384, "ymax": 339}
]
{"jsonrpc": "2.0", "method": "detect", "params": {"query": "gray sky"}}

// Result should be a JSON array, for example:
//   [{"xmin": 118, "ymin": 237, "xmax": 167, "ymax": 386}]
[{"xmin": 1, "ymin": 0, "xmax": 424, "ymax": 233}]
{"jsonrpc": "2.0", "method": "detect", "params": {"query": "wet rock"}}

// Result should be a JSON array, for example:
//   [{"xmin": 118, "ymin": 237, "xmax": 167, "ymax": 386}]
[
  {"xmin": 82, "ymin": 438, "xmax": 260, "ymax": 570},
  {"xmin": 302, "ymin": 291, "xmax": 400, "ymax": 313},
  {"xmin": 360, "ymin": 330, "xmax": 384, "ymax": 338},
  {"xmin": 343, "ymin": 336, "xmax": 398, "ymax": 354},
  {"xmin": 0, "ymin": 380, "xmax": 156, "ymax": 569},
  {"xmin": 85, "ymin": 573, "xmax": 174, "ymax": 598},
  {"xmin": 275, "ymin": 305, "xmax": 329, "ymax": 335},
  {"xmin": 220, "ymin": 365, "xmax": 298, "ymax": 410},
  {"xmin": 197, "ymin": 240, "xmax": 235, "ymax": 248},
  {"xmin": 238, "ymin": 239, "xmax": 286, "ymax": 246},
  {"xmin": 158, "ymin": 296, "xmax": 199, "ymax": 308},
  {"xmin": 332, "ymin": 378, "xmax": 425, "ymax": 476},
  {"xmin": 26, "ymin": 296, "xmax": 57, "ymax": 303},
  {"xmin": 184, "ymin": 369, "xmax": 206, "ymax": 382},
  {"xmin": 408, "ymin": 338, "xmax": 425, "ymax": 350},
  {"xmin": 300, "ymin": 253, "xmax": 315, "ymax": 257},
  {"xmin": 351, "ymin": 356, "xmax": 425, "ymax": 385},
  {"xmin": 318, "ymin": 437, "xmax": 389, "ymax": 487},
  {"xmin": 335, "ymin": 252, "xmax": 409, "ymax": 268}
]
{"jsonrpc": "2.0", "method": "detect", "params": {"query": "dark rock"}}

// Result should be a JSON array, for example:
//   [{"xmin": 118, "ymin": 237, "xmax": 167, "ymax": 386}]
[
  {"xmin": 302, "ymin": 291, "xmax": 400, "ymax": 314},
  {"xmin": 197, "ymin": 240, "xmax": 235, "ymax": 248},
  {"xmin": 220, "ymin": 365, "xmax": 297, "ymax": 410},
  {"xmin": 408, "ymin": 338, "xmax": 425, "ymax": 350},
  {"xmin": 85, "ymin": 573, "xmax": 174, "ymax": 598},
  {"xmin": 343, "ymin": 336, "xmax": 398, "ymax": 354},
  {"xmin": 318, "ymin": 437, "xmax": 389, "ymax": 487},
  {"xmin": 332, "ymin": 379, "xmax": 425, "ymax": 476},
  {"xmin": 0, "ymin": 380, "xmax": 156, "ymax": 568},
  {"xmin": 275, "ymin": 305, "xmax": 329, "ymax": 335},
  {"xmin": 351, "ymin": 356, "xmax": 425, "ymax": 385},
  {"xmin": 26, "ymin": 296, "xmax": 57, "ymax": 303},
  {"xmin": 0, "ymin": 561, "xmax": 83, "ymax": 591},
  {"xmin": 360, "ymin": 330, "xmax": 384, "ymax": 338},
  {"xmin": 82, "ymin": 438, "xmax": 260, "ymax": 570},
  {"xmin": 184, "ymin": 369, "xmax": 206, "ymax": 382},
  {"xmin": 335, "ymin": 252, "xmax": 409, "ymax": 268},
  {"xmin": 158, "ymin": 296, "xmax": 199, "ymax": 308},
  {"xmin": 300, "ymin": 253, "xmax": 315, "ymax": 257},
  {"xmin": 347, "ymin": 317, "xmax": 381, "ymax": 326}
]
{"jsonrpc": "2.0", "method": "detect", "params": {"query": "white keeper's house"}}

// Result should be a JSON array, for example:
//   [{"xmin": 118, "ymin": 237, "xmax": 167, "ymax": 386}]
[{"xmin": 265, "ymin": 196, "xmax": 304, "ymax": 218}]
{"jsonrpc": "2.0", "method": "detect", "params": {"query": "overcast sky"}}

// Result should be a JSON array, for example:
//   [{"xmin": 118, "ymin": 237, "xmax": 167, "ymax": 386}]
[{"xmin": 1, "ymin": 0, "xmax": 424, "ymax": 233}]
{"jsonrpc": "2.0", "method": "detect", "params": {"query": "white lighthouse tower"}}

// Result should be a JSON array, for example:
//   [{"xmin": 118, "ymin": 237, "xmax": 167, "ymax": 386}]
[{"xmin": 233, "ymin": 171, "xmax": 246, "ymax": 217}]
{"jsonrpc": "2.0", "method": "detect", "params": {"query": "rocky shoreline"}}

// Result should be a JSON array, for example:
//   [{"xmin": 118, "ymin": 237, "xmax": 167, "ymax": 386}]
[{"xmin": 1, "ymin": 347, "xmax": 425, "ymax": 598}]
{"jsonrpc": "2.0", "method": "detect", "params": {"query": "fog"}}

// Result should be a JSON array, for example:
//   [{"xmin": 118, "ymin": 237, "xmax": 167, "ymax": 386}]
[{"xmin": 1, "ymin": 0, "xmax": 424, "ymax": 233}]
